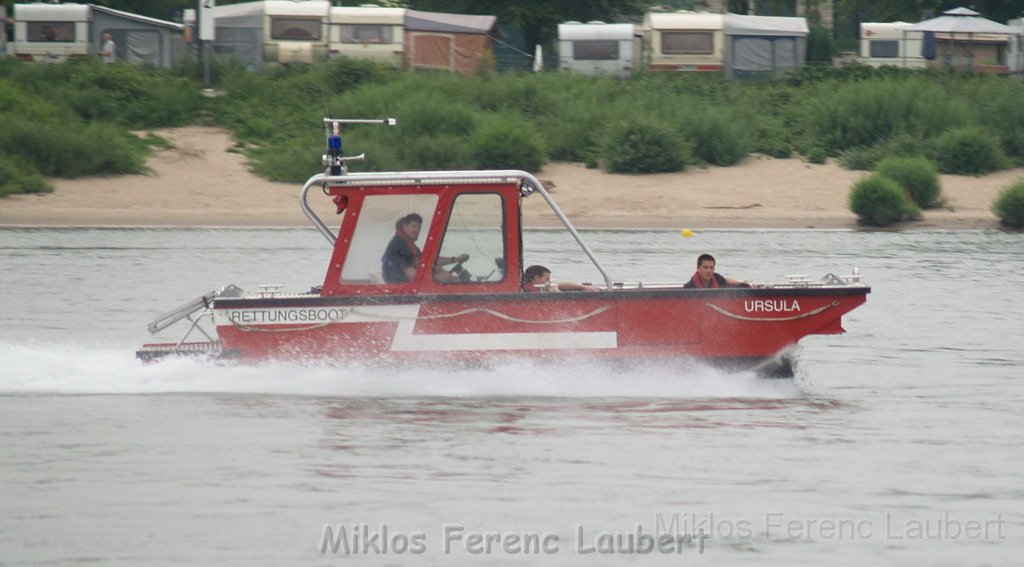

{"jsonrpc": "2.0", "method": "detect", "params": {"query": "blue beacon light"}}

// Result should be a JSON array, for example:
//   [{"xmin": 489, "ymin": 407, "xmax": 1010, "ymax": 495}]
[{"xmin": 327, "ymin": 122, "xmax": 342, "ymax": 175}]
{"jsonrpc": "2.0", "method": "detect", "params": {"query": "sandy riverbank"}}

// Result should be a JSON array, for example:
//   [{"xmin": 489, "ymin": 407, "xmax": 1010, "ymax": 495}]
[{"xmin": 1, "ymin": 126, "xmax": 1020, "ymax": 229}]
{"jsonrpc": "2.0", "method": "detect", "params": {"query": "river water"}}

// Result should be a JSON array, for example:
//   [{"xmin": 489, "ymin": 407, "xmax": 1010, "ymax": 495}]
[{"xmin": 1, "ymin": 228, "xmax": 1021, "ymax": 566}]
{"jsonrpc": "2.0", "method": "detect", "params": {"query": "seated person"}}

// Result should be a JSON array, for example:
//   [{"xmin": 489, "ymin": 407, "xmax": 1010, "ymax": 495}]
[
  {"xmin": 381, "ymin": 213, "xmax": 468, "ymax": 283},
  {"xmin": 522, "ymin": 265, "xmax": 598, "ymax": 292},
  {"xmin": 683, "ymin": 253, "xmax": 752, "ymax": 289}
]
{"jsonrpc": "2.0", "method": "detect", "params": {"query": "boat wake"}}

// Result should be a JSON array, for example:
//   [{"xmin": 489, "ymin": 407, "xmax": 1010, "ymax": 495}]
[{"xmin": 0, "ymin": 341, "xmax": 805, "ymax": 399}]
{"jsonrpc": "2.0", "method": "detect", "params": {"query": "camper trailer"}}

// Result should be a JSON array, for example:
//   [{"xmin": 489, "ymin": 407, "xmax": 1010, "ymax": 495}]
[
  {"xmin": 12, "ymin": 3, "xmax": 184, "ymax": 66},
  {"xmin": 12, "ymin": 3, "xmax": 91, "ymax": 62},
  {"xmin": 263, "ymin": 0, "xmax": 329, "ymax": 63},
  {"xmin": 643, "ymin": 11, "xmax": 724, "ymax": 71},
  {"xmin": 859, "ymin": 22, "xmax": 927, "ymax": 68},
  {"xmin": 206, "ymin": 0, "xmax": 329, "ymax": 65},
  {"xmin": 558, "ymin": 21, "xmax": 641, "ymax": 77},
  {"xmin": 328, "ymin": 6, "xmax": 404, "ymax": 66}
]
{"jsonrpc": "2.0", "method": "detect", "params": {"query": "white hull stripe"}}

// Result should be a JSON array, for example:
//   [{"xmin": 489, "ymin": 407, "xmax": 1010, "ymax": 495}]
[{"xmin": 217, "ymin": 304, "xmax": 618, "ymax": 351}]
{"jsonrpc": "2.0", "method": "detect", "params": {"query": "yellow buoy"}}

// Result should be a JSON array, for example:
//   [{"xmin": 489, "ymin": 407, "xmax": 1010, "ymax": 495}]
[{"xmin": 680, "ymin": 228, "xmax": 694, "ymax": 238}]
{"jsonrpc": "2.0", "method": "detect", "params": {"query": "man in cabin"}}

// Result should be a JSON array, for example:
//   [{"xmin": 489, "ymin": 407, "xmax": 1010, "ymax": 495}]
[
  {"xmin": 522, "ymin": 265, "xmax": 598, "ymax": 292},
  {"xmin": 683, "ymin": 254, "xmax": 752, "ymax": 289},
  {"xmin": 98, "ymin": 33, "xmax": 116, "ymax": 64},
  {"xmin": 381, "ymin": 213, "xmax": 468, "ymax": 283}
]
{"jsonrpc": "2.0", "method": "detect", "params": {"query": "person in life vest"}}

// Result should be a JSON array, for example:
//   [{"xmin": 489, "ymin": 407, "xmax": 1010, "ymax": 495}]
[
  {"xmin": 381, "ymin": 213, "xmax": 468, "ymax": 283},
  {"xmin": 683, "ymin": 253, "xmax": 752, "ymax": 289},
  {"xmin": 522, "ymin": 265, "xmax": 599, "ymax": 292}
]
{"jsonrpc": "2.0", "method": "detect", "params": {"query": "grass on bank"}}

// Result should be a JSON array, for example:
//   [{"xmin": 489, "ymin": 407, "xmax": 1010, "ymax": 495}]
[
  {"xmin": 4, "ymin": 56, "xmax": 1024, "ymax": 213},
  {"xmin": 210, "ymin": 61, "xmax": 1024, "ymax": 183},
  {"xmin": 0, "ymin": 57, "xmax": 204, "ymax": 197}
]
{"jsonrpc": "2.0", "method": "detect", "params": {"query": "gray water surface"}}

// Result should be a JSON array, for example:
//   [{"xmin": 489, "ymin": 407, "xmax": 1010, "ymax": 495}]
[{"xmin": 0, "ymin": 228, "xmax": 1021, "ymax": 565}]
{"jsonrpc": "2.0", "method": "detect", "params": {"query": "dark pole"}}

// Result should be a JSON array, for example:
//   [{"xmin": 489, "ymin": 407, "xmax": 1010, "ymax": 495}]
[{"xmin": 203, "ymin": 39, "xmax": 210, "ymax": 86}]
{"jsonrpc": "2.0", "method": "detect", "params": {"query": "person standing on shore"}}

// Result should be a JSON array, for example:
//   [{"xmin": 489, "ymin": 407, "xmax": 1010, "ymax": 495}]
[{"xmin": 98, "ymin": 33, "xmax": 116, "ymax": 64}]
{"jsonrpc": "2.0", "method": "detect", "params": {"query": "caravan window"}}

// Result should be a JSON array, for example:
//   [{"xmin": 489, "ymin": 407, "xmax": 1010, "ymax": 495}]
[
  {"xmin": 338, "ymin": 24, "xmax": 393, "ymax": 44},
  {"xmin": 27, "ymin": 22, "xmax": 75, "ymax": 42},
  {"xmin": 869, "ymin": 40, "xmax": 899, "ymax": 58},
  {"xmin": 662, "ymin": 32, "xmax": 713, "ymax": 55},
  {"xmin": 270, "ymin": 17, "xmax": 322, "ymax": 40},
  {"xmin": 573, "ymin": 40, "xmax": 619, "ymax": 60}
]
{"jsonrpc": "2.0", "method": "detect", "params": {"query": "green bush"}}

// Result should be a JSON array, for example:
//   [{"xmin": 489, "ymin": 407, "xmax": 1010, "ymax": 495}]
[
  {"xmin": 398, "ymin": 134, "xmax": 471, "ymax": 170},
  {"xmin": 804, "ymin": 78, "xmax": 969, "ymax": 153},
  {"xmin": 602, "ymin": 119, "xmax": 690, "ymax": 173},
  {"xmin": 0, "ymin": 116, "xmax": 149, "ymax": 177},
  {"xmin": 468, "ymin": 117, "xmax": 545, "ymax": 172},
  {"xmin": 838, "ymin": 133, "xmax": 930, "ymax": 171},
  {"xmin": 805, "ymin": 24, "xmax": 834, "ymax": 66},
  {"xmin": 991, "ymin": 180, "xmax": 1024, "ymax": 227},
  {"xmin": 0, "ymin": 157, "xmax": 52, "ymax": 197},
  {"xmin": 875, "ymin": 156, "xmax": 942, "ymax": 208},
  {"xmin": 683, "ymin": 108, "xmax": 748, "ymax": 166},
  {"xmin": 848, "ymin": 174, "xmax": 920, "ymax": 226},
  {"xmin": 932, "ymin": 127, "xmax": 1008, "ymax": 174},
  {"xmin": 805, "ymin": 147, "xmax": 827, "ymax": 164},
  {"xmin": 248, "ymin": 137, "xmax": 322, "ymax": 182}
]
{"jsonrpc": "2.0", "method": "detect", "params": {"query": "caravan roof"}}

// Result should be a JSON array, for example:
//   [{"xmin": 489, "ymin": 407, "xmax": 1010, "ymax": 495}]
[
  {"xmin": 405, "ymin": 10, "xmax": 496, "ymax": 35},
  {"xmin": 724, "ymin": 14, "xmax": 808, "ymax": 36},
  {"xmin": 265, "ymin": 0, "xmax": 329, "ymax": 17},
  {"xmin": 645, "ymin": 12, "xmax": 724, "ymax": 31},
  {"xmin": 330, "ymin": 6, "xmax": 405, "ymax": 25},
  {"xmin": 14, "ymin": 3, "xmax": 91, "ymax": 21},
  {"xmin": 90, "ymin": 5, "xmax": 184, "ymax": 30},
  {"xmin": 558, "ymin": 22, "xmax": 637, "ymax": 41},
  {"xmin": 862, "ymin": 21, "xmax": 916, "ymax": 32}
]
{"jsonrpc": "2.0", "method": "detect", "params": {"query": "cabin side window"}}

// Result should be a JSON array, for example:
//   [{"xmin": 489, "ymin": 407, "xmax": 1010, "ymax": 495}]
[
  {"xmin": 573, "ymin": 40, "xmax": 619, "ymax": 60},
  {"xmin": 340, "ymin": 194, "xmax": 438, "ymax": 285},
  {"xmin": 27, "ymin": 22, "xmax": 75, "ymax": 42},
  {"xmin": 338, "ymin": 24, "xmax": 393, "ymax": 44},
  {"xmin": 662, "ymin": 31, "xmax": 713, "ymax": 55},
  {"xmin": 434, "ymin": 193, "xmax": 506, "ymax": 285},
  {"xmin": 270, "ymin": 17, "xmax": 322, "ymax": 40},
  {"xmin": 869, "ymin": 40, "xmax": 899, "ymax": 58}
]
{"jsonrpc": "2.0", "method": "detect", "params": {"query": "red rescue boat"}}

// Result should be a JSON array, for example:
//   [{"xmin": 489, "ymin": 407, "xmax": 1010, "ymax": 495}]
[{"xmin": 137, "ymin": 118, "xmax": 869, "ymax": 376}]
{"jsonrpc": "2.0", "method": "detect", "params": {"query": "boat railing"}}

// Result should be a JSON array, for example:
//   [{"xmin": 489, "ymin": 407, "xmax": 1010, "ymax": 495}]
[{"xmin": 146, "ymin": 284, "xmax": 244, "ymax": 346}]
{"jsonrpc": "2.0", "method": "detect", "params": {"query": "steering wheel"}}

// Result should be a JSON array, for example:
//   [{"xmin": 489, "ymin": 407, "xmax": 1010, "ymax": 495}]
[{"xmin": 449, "ymin": 262, "xmax": 472, "ymax": 283}]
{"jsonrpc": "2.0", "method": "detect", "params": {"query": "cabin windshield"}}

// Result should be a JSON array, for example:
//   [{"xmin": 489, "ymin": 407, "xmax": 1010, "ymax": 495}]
[
  {"xmin": 340, "ymin": 193, "xmax": 438, "ymax": 285},
  {"xmin": 434, "ymin": 193, "xmax": 507, "ymax": 285}
]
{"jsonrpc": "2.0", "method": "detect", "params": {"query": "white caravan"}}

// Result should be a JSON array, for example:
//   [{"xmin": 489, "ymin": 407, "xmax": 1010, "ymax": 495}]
[
  {"xmin": 859, "ymin": 22, "xmax": 926, "ymax": 68},
  {"xmin": 558, "ymin": 21, "xmax": 641, "ymax": 77},
  {"xmin": 328, "ymin": 5, "xmax": 405, "ymax": 67},
  {"xmin": 643, "ymin": 11, "xmax": 725, "ymax": 71},
  {"xmin": 12, "ymin": 3, "xmax": 91, "ymax": 62}
]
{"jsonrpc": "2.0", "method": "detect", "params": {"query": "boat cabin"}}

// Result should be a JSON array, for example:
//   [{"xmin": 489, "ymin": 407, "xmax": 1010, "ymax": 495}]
[{"xmin": 318, "ymin": 177, "xmax": 524, "ymax": 297}]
